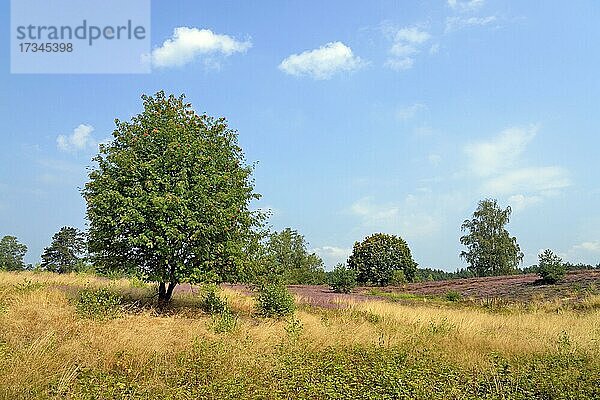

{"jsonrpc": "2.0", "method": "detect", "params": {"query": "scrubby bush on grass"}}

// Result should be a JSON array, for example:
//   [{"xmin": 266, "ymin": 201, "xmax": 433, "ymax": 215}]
[
  {"xmin": 75, "ymin": 287, "xmax": 122, "ymax": 320},
  {"xmin": 538, "ymin": 249, "xmax": 566, "ymax": 284},
  {"xmin": 199, "ymin": 284, "xmax": 229, "ymax": 314},
  {"xmin": 328, "ymin": 264, "xmax": 357, "ymax": 293},
  {"xmin": 445, "ymin": 290, "xmax": 462, "ymax": 302},
  {"xmin": 255, "ymin": 283, "xmax": 295, "ymax": 317}
]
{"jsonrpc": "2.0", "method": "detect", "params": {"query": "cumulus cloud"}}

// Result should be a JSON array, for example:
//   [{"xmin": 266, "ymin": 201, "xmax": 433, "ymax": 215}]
[
  {"xmin": 57, "ymin": 124, "xmax": 95, "ymax": 152},
  {"xmin": 573, "ymin": 241, "xmax": 600, "ymax": 253},
  {"xmin": 279, "ymin": 42, "xmax": 364, "ymax": 80},
  {"xmin": 350, "ymin": 196, "xmax": 441, "ymax": 239},
  {"xmin": 446, "ymin": 16, "xmax": 498, "ymax": 32},
  {"xmin": 447, "ymin": 0, "xmax": 485, "ymax": 12},
  {"xmin": 507, "ymin": 194, "xmax": 542, "ymax": 212},
  {"xmin": 483, "ymin": 167, "xmax": 570, "ymax": 196},
  {"xmin": 151, "ymin": 27, "xmax": 251, "ymax": 68},
  {"xmin": 385, "ymin": 27, "xmax": 431, "ymax": 71},
  {"xmin": 465, "ymin": 125, "xmax": 538, "ymax": 177},
  {"xmin": 464, "ymin": 125, "xmax": 570, "ymax": 210},
  {"xmin": 311, "ymin": 246, "xmax": 352, "ymax": 269}
]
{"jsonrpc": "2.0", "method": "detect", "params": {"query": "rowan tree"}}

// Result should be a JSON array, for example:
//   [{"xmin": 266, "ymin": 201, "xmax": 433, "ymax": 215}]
[{"xmin": 84, "ymin": 91, "xmax": 263, "ymax": 302}]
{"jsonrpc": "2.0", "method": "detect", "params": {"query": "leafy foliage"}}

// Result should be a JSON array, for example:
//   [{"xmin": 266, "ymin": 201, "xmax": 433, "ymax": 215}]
[
  {"xmin": 75, "ymin": 287, "xmax": 122, "ymax": 320},
  {"xmin": 255, "ymin": 283, "xmax": 295, "ymax": 317},
  {"xmin": 0, "ymin": 236, "xmax": 27, "ymax": 271},
  {"xmin": 538, "ymin": 249, "xmax": 566, "ymax": 284},
  {"xmin": 328, "ymin": 264, "xmax": 357, "ymax": 293},
  {"xmin": 445, "ymin": 290, "xmax": 462, "ymax": 302},
  {"xmin": 41, "ymin": 226, "xmax": 86, "ymax": 273},
  {"xmin": 460, "ymin": 199, "xmax": 523, "ymax": 277},
  {"xmin": 348, "ymin": 233, "xmax": 417, "ymax": 286},
  {"xmin": 83, "ymin": 91, "xmax": 263, "ymax": 302},
  {"xmin": 262, "ymin": 228, "xmax": 326, "ymax": 285},
  {"xmin": 199, "ymin": 284, "xmax": 229, "ymax": 315}
]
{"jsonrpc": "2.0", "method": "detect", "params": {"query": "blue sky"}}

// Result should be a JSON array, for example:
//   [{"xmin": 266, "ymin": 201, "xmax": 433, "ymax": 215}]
[{"xmin": 1, "ymin": 0, "xmax": 599, "ymax": 270}]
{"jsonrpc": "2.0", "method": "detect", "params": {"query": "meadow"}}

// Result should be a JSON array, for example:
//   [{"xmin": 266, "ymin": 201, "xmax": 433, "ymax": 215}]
[{"xmin": 1, "ymin": 271, "xmax": 599, "ymax": 399}]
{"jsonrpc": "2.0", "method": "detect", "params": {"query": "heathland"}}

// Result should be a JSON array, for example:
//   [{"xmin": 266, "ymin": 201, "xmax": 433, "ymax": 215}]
[{"xmin": 1, "ymin": 270, "xmax": 599, "ymax": 399}]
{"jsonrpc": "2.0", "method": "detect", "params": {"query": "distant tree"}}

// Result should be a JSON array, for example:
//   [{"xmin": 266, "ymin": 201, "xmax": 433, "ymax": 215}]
[
  {"xmin": 328, "ymin": 264, "xmax": 357, "ymax": 293},
  {"xmin": 263, "ymin": 228, "xmax": 326, "ymax": 284},
  {"xmin": 348, "ymin": 233, "xmax": 417, "ymax": 286},
  {"xmin": 460, "ymin": 199, "xmax": 523, "ymax": 277},
  {"xmin": 538, "ymin": 249, "xmax": 566, "ymax": 284},
  {"xmin": 83, "ymin": 91, "xmax": 263, "ymax": 303},
  {"xmin": 0, "ymin": 235, "xmax": 27, "ymax": 271},
  {"xmin": 41, "ymin": 227, "xmax": 87, "ymax": 273}
]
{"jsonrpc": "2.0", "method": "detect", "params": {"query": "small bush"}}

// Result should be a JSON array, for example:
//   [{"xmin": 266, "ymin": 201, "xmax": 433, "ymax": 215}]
[
  {"xmin": 76, "ymin": 287, "xmax": 122, "ymax": 320},
  {"xmin": 256, "ymin": 283, "xmax": 295, "ymax": 317},
  {"xmin": 445, "ymin": 290, "xmax": 462, "ymax": 302},
  {"xmin": 199, "ymin": 284, "xmax": 229, "ymax": 315},
  {"xmin": 284, "ymin": 316, "xmax": 304, "ymax": 343},
  {"xmin": 328, "ymin": 264, "xmax": 357, "ymax": 293},
  {"xmin": 538, "ymin": 249, "xmax": 566, "ymax": 284},
  {"xmin": 210, "ymin": 309, "xmax": 238, "ymax": 333}
]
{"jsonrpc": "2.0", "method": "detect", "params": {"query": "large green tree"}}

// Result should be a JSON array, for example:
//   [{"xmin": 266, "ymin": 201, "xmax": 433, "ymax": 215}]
[
  {"xmin": 83, "ymin": 91, "xmax": 263, "ymax": 302},
  {"xmin": 0, "ymin": 235, "xmax": 27, "ymax": 271},
  {"xmin": 348, "ymin": 233, "xmax": 417, "ymax": 285},
  {"xmin": 263, "ymin": 228, "xmax": 326, "ymax": 284},
  {"xmin": 41, "ymin": 226, "xmax": 87, "ymax": 273},
  {"xmin": 460, "ymin": 199, "xmax": 523, "ymax": 277}
]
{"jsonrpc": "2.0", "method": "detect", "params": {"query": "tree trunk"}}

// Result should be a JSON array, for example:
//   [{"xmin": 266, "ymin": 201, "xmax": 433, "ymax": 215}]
[{"xmin": 157, "ymin": 281, "xmax": 177, "ymax": 303}]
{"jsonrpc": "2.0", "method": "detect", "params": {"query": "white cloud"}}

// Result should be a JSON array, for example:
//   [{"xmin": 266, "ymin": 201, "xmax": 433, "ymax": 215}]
[
  {"xmin": 279, "ymin": 42, "xmax": 364, "ymax": 80},
  {"xmin": 385, "ymin": 26, "xmax": 431, "ymax": 71},
  {"xmin": 446, "ymin": 16, "xmax": 497, "ymax": 32},
  {"xmin": 311, "ymin": 246, "xmax": 352, "ymax": 269},
  {"xmin": 507, "ymin": 194, "xmax": 542, "ymax": 212},
  {"xmin": 483, "ymin": 167, "xmax": 570, "ymax": 196},
  {"xmin": 151, "ymin": 27, "xmax": 251, "ymax": 68},
  {"xmin": 396, "ymin": 103, "xmax": 426, "ymax": 121},
  {"xmin": 350, "ymin": 196, "xmax": 441, "ymax": 239},
  {"xmin": 465, "ymin": 125, "xmax": 538, "ymax": 177},
  {"xmin": 464, "ymin": 125, "xmax": 571, "ymax": 209},
  {"xmin": 447, "ymin": 0, "xmax": 485, "ymax": 12},
  {"xmin": 57, "ymin": 124, "xmax": 95, "ymax": 152},
  {"xmin": 573, "ymin": 241, "xmax": 600, "ymax": 253}
]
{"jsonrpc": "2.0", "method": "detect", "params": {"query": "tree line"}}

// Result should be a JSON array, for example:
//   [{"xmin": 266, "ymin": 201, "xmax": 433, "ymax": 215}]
[{"xmin": 2, "ymin": 91, "xmax": 598, "ymax": 300}]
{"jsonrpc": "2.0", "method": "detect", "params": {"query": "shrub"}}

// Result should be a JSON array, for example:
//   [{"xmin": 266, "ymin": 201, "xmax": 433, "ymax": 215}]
[
  {"xmin": 199, "ymin": 284, "xmax": 229, "ymax": 315},
  {"xmin": 328, "ymin": 264, "xmax": 357, "ymax": 293},
  {"xmin": 76, "ymin": 287, "xmax": 122, "ymax": 320},
  {"xmin": 348, "ymin": 233, "xmax": 417, "ymax": 286},
  {"xmin": 538, "ymin": 249, "xmax": 566, "ymax": 284},
  {"xmin": 256, "ymin": 283, "xmax": 295, "ymax": 317},
  {"xmin": 445, "ymin": 290, "xmax": 462, "ymax": 302}
]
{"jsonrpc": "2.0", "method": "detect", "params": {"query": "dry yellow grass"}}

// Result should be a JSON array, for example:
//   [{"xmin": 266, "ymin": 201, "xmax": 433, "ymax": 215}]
[{"xmin": 1, "ymin": 271, "xmax": 599, "ymax": 397}]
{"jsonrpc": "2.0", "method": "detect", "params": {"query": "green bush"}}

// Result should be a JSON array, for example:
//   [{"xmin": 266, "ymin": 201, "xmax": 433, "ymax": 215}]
[
  {"xmin": 199, "ymin": 284, "xmax": 229, "ymax": 315},
  {"xmin": 445, "ymin": 290, "xmax": 462, "ymax": 302},
  {"xmin": 76, "ymin": 287, "xmax": 122, "ymax": 320},
  {"xmin": 538, "ymin": 249, "xmax": 566, "ymax": 284},
  {"xmin": 328, "ymin": 264, "xmax": 357, "ymax": 293},
  {"xmin": 256, "ymin": 283, "xmax": 295, "ymax": 317},
  {"xmin": 348, "ymin": 233, "xmax": 417, "ymax": 285}
]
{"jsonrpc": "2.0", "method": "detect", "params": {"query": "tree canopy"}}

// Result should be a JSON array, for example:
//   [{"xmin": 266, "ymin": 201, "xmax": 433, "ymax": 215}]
[
  {"xmin": 460, "ymin": 199, "xmax": 523, "ymax": 277},
  {"xmin": 0, "ymin": 235, "xmax": 27, "ymax": 271},
  {"xmin": 348, "ymin": 233, "xmax": 417, "ymax": 285},
  {"xmin": 263, "ymin": 228, "xmax": 325, "ymax": 285},
  {"xmin": 41, "ymin": 226, "xmax": 86, "ymax": 273},
  {"xmin": 83, "ymin": 91, "xmax": 263, "ymax": 302}
]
